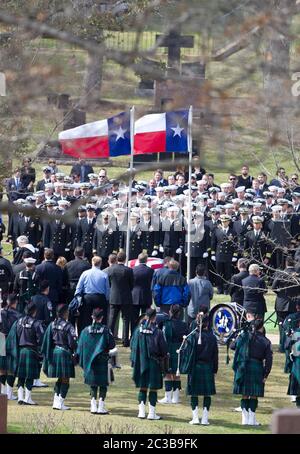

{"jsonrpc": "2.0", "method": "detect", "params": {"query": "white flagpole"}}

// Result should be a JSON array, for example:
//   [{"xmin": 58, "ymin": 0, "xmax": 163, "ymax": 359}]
[
  {"xmin": 186, "ymin": 105, "xmax": 193, "ymax": 282},
  {"xmin": 125, "ymin": 106, "xmax": 135, "ymax": 265}
]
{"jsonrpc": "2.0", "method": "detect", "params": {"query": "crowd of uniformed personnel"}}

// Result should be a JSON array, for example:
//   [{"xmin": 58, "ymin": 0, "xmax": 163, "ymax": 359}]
[{"xmin": 1, "ymin": 158, "xmax": 300, "ymax": 425}]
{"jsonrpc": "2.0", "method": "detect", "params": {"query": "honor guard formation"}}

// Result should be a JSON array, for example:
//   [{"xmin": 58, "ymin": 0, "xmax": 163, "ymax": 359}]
[{"xmin": 1, "ymin": 159, "xmax": 300, "ymax": 425}]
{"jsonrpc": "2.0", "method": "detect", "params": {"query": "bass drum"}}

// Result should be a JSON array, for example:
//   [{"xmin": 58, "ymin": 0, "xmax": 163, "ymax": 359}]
[{"xmin": 210, "ymin": 303, "xmax": 246, "ymax": 345}]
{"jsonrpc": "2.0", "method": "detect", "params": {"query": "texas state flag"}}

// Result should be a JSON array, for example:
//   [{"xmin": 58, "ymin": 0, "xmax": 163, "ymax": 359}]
[
  {"xmin": 59, "ymin": 111, "xmax": 131, "ymax": 159},
  {"xmin": 134, "ymin": 109, "xmax": 189, "ymax": 155}
]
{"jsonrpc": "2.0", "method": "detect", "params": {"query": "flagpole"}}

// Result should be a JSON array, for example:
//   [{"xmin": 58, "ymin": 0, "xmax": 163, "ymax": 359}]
[
  {"xmin": 125, "ymin": 106, "xmax": 135, "ymax": 265},
  {"xmin": 186, "ymin": 105, "xmax": 193, "ymax": 282}
]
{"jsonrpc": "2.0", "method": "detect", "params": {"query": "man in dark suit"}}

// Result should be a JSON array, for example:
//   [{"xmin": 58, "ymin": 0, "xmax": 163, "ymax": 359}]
[
  {"xmin": 36, "ymin": 167, "xmax": 52, "ymax": 191},
  {"xmin": 211, "ymin": 214, "xmax": 238, "ymax": 294},
  {"xmin": 242, "ymin": 264, "xmax": 268, "ymax": 318},
  {"xmin": 70, "ymin": 159, "xmax": 94, "ymax": 183},
  {"xmin": 35, "ymin": 249, "xmax": 63, "ymax": 313},
  {"xmin": 106, "ymin": 251, "xmax": 134, "ymax": 347},
  {"xmin": 229, "ymin": 258, "xmax": 249, "ymax": 305},
  {"xmin": 93, "ymin": 211, "xmax": 116, "ymax": 269},
  {"xmin": 131, "ymin": 253, "xmax": 154, "ymax": 332},
  {"xmin": 272, "ymin": 256, "xmax": 300, "ymax": 350}
]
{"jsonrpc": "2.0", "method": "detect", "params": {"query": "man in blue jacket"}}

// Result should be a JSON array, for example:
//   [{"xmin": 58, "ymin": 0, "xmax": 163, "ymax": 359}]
[{"xmin": 153, "ymin": 259, "xmax": 190, "ymax": 316}]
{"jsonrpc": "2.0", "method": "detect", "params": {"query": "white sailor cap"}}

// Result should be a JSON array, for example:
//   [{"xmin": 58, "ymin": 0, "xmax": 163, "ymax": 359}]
[
  {"xmin": 232, "ymin": 198, "xmax": 241, "ymax": 204},
  {"xmin": 236, "ymin": 186, "xmax": 245, "ymax": 193},
  {"xmin": 142, "ymin": 208, "xmax": 152, "ymax": 214},
  {"xmin": 277, "ymin": 198, "xmax": 289, "ymax": 205},
  {"xmin": 253, "ymin": 202, "xmax": 262, "ymax": 208},
  {"xmin": 56, "ymin": 172, "xmax": 66, "ymax": 179},
  {"xmin": 252, "ymin": 215, "xmax": 264, "ymax": 223},
  {"xmin": 58, "ymin": 200, "xmax": 71, "ymax": 207},
  {"xmin": 34, "ymin": 191, "xmax": 45, "ymax": 197},
  {"xmin": 44, "ymin": 183, "xmax": 54, "ymax": 190},
  {"xmin": 220, "ymin": 183, "xmax": 231, "ymax": 188},
  {"xmin": 269, "ymin": 185, "xmax": 279, "ymax": 192},
  {"xmin": 277, "ymin": 187, "xmax": 286, "ymax": 193},
  {"xmin": 24, "ymin": 257, "xmax": 37, "ymax": 264},
  {"xmin": 42, "ymin": 166, "xmax": 52, "ymax": 172},
  {"xmin": 208, "ymin": 187, "xmax": 220, "ymax": 193},
  {"xmin": 292, "ymin": 192, "xmax": 300, "ymax": 198},
  {"xmin": 197, "ymin": 179, "xmax": 207, "ymax": 185},
  {"xmin": 88, "ymin": 173, "xmax": 98, "ymax": 179},
  {"xmin": 114, "ymin": 208, "xmax": 126, "ymax": 214},
  {"xmin": 167, "ymin": 205, "xmax": 180, "ymax": 212},
  {"xmin": 224, "ymin": 203, "xmax": 233, "ymax": 209},
  {"xmin": 155, "ymin": 186, "xmax": 165, "ymax": 192},
  {"xmin": 86, "ymin": 204, "xmax": 96, "ymax": 211},
  {"xmin": 137, "ymin": 181, "xmax": 148, "ymax": 188}
]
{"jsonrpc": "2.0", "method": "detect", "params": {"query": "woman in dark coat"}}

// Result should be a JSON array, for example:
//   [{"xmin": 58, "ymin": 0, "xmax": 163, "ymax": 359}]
[
  {"xmin": 158, "ymin": 304, "xmax": 188, "ymax": 404},
  {"xmin": 77, "ymin": 308, "xmax": 115, "ymax": 414},
  {"xmin": 130, "ymin": 308, "xmax": 168, "ymax": 420},
  {"xmin": 181, "ymin": 311, "xmax": 218, "ymax": 425}
]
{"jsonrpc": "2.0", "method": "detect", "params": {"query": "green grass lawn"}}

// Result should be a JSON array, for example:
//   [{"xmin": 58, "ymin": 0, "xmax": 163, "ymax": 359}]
[{"xmin": 6, "ymin": 293, "xmax": 285, "ymax": 435}]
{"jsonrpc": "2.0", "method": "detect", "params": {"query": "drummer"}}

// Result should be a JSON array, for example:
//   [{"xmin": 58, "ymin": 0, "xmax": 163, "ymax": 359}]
[
  {"xmin": 230, "ymin": 312, "xmax": 273, "ymax": 426},
  {"xmin": 158, "ymin": 305, "xmax": 188, "ymax": 405}
]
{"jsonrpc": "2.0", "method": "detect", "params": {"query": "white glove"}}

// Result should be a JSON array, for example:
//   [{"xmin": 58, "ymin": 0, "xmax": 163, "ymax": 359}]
[
  {"xmin": 232, "ymin": 257, "xmax": 238, "ymax": 263},
  {"xmin": 202, "ymin": 252, "xmax": 209, "ymax": 258},
  {"xmin": 211, "ymin": 255, "xmax": 216, "ymax": 261},
  {"xmin": 185, "ymin": 253, "xmax": 188, "ymax": 257},
  {"xmin": 156, "ymin": 306, "xmax": 161, "ymax": 312},
  {"xmin": 176, "ymin": 248, "xmax": 182, "ymax": 255},
  {"xmin": 65, "ymin": 248, "xmax": 70, "ymax": 252},
  {"xmin": 159, "ymin": 245, "xmax": 164, "ymax": 253},
  {"xmin": 151, "ymin": 250, "xmax": 158, "ymax": 257}
]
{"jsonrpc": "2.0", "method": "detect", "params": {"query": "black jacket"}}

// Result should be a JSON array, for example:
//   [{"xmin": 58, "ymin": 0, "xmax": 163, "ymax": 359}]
[
  {"xmin": 31, "ymin": 293, "xmax": 54, "ymax": 326},
  {"xmin": 65, "ymin": 258, "xmax": 91, "ymax": 290},
  {"xmin": 132, "ymin": 264, "xmax": 154, "ymax": 307},
  {"xmin": 16, "ymin": 315, "xmax": 45, "ymax": 348},
  {"xmin": 195, "ymin": 329, "xmax": 218, "ymax": 374},
  {"xmin": 35, "ymin": 261, "xmax": 63, "ymax": 305},
  {"xmin": 242, "ymin": 274, "xmax": 267, "ymax": 314},
  {"xmin": 106, "ymin": 263, "xmax": 134, "ymax": 306},
  {"xmin": 229, "ymin": 270, "xmax": 249, "ymax": 305},
  {"xmin": 0, "ymin": 256, "xmax": 14, "ymax": 294},
  {"xmin": 70, "ymin": 164, "xmax": 94, "ymax": 182},
  {"xmin": 0, "ymin": 307, "xmax": 21, "ymax": 336}
]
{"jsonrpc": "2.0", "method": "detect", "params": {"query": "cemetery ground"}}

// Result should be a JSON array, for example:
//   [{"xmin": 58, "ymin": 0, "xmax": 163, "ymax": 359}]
[{"xmin": 5, "ymin": 293, "xmax": 288, "ymax": 435}]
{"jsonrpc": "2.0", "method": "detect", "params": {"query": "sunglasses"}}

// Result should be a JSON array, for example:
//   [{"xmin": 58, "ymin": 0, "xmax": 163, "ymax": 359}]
[{"xmin": 229, "ymin": 178, "xmax": 236, "ymax": 181}]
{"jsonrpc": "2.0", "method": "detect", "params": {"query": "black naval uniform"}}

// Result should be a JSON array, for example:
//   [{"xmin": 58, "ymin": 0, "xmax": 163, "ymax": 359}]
[
  {"xmin": 184, "ymin": 223, "xmax": 210, "ymax": 278},
  {"xmin": 140, "ymin": 220, "xmax": 159, "ymax": 256},
  {"xmin": 15, "ymin": 215, "xmax": 42, "ymax": 248},
  {"xmin": 267, "ymin": 218, "xmax": 292, "ymax": 270},
  {"xmin": 77, "ymin": 218, "xmax": 96, "ymax": 262},
  {"xmin": 163, "ymin": 219, "xmax": 185, "ymax": 261},
  {"xmin": 128, "ymin": 226, "xmax": 143, "ymax": 261},
  {"xmin": 244, "ymin": 230, "xmax": 272, "ymax": 265},
  {"xmin": 44, "ymin": 220, "xmax": 72, "ymax": 260},
  {"xmin": 233, "ymin": 219, "xmax": 253, "ymax": 255},
  {"xmin": 211, "ymin": 226, "xmax": 237, "ymax": 294}
]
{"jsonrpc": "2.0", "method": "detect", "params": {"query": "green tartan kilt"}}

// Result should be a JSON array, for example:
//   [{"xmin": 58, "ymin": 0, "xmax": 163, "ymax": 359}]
[
  {"xmin": 0, "ymin": 355, "xmax": 6, "ymax": 370},
  {"xmin": 168, "ymin": 343, "xmax": 180, "ymax": 374},
  {"xmin": 134, "ymin": 358, "xmax": 163, "ymax": 390},
  {"xmin": 187, "ymin": 362, "xmax": 216, "ymax": 396},
  {"xmin": 233, "ymin": 359, "xmax": 265, "ymax": 397},
  {"xmin": 84, "ymin": 357, "xmax": 108, "ymax": 386},
  {"xmin": 17, "ymin": 348, "xmax": 40, "ymax": 380},
  {"xmin": 48, "ymin": 346, "xmax": 75, "ymax": 378},
  {"xmin": 287, "ymin": 373, "xmax": 300, "ymax": 395}
]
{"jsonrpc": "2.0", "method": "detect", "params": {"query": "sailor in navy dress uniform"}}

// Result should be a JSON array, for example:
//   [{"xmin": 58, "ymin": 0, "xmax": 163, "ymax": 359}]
[
  {"xmin": 184, "ymin": 211, "xmax": 210, "ymax": 278},
  {"xmin": 43, "ymin": 208, "xmax": 72, "ymax": 260},
  {"xmin": 128, "ymin": 213, "xmax": 143, "ymax": 260},
  {"xmin": 162, "ymin": 206, "xmax": 185, "ymax": 260},
  {"xmin": 140, "ymin": 208, "xmax": 159, "ymax": 257},
  {"xmin": 76, "ymin": 204, "xmax": 97, "ymax": 262},
  {"xmin": 244, "ymin": 216, "xmax": 272, "ymax": 266}
]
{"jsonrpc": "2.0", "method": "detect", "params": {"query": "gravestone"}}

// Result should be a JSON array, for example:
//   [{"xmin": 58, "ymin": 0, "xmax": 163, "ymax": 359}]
[
  {"xmin": 63, "ymin": 108, "xmax": 86, "ymax": 131},
  {"xmin": 135, "ymin": 58, "xmax": 165, "ymax": 98},
  {"xmin": 156, "ymin": 30, "xmax": 194, "ymax": 75},
  {"xmin": 271, "ymin": 408, "xmax": 300, "ymax": 434}
]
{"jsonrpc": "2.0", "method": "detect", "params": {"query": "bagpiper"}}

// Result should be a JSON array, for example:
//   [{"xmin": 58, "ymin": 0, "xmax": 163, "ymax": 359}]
[
  {"xmin": 6, "ymin": 301, "xmax": 45, "ymax": 405},
  {"xmin": 179, "ymin": 311, "xmax": 218, "ymax": 425},
  {"xmin": 158, "ymin": 304, "xmax": 188, "ymax": 405},
  {"xmin": 76, "ymin": 308, "xmax": 116, "ymax": 414},
  {"xmin": 231, "ymin": 313, "xmax": 273, "ymax": 426},
  {"xmin": 0, "ymin": 294, "xmax": 22, "ymax": 399},
  {"xmin": 42, "ymin": 304, "xmax": 77, "ymax": 411}
]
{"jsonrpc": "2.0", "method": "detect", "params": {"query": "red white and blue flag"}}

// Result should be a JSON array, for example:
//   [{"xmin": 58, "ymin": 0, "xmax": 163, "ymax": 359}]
[
  {"xmin": 134, "ymin": 109, "xmax": 189, "ymax": 155},
  {"xmin": 59, "ymin": 111, "xmax": 131, "ymax": 159}
]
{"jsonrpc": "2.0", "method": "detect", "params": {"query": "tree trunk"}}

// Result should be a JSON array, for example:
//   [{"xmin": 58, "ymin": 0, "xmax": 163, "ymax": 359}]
[{"xmin": 82, "ymin": 49, "xmax": 104, "ymax": 108}]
